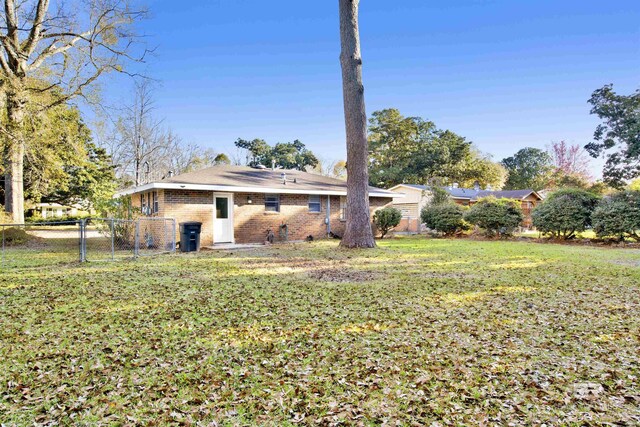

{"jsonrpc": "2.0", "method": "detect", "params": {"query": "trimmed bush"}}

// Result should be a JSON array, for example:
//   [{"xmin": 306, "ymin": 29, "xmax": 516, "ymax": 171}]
[
  {"xmin": 532, "ymin": 188, "xmax": 600, "ymax": 239},
  {"xmin": 592, "ymin": 191, "xmax": 640, "ymax": 241},
  {"xmin": 420, "ymin": 203, "xmax": 468, "ymax": 236},
  {"xmin": 463, "ymin": 197, "xmax": 523, "ymax": 237},
  {"xmin": 373, "ymin": 207, "xmax": 402, "ymax": 238}
]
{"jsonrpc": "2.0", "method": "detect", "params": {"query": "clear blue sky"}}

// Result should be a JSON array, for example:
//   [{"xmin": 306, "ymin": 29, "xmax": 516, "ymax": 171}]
[{"xmin": 105, "ymin": 0, "xmax": 639, "ymax": 173}]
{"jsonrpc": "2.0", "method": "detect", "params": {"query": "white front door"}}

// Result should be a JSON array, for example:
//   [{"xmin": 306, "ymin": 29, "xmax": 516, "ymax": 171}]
[{"xmin": 214, "ymin": 194, "xmax": 234, "ymax": 243}]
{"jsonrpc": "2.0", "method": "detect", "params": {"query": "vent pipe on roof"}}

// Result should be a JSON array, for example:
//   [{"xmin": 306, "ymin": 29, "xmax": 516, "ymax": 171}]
[
  {"xmin": 473, "ymin": 181, "xmax": 480, "ymax": 191},
  {"xmin": 452, "ymin": 182, "xmax": 459, "ymax": 189},
  {"xmin": 272, "ymin": 159, "xmax": 276, "ymax": 171}
]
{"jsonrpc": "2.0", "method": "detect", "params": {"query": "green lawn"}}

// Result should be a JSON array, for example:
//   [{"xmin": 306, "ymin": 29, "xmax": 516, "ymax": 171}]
[
  {"xmin": 1, "ymin": 238, "xmax": 639, "ymax": 425},
  {"xmin": 516, "ymin": 229, "xmax": 598, "ymax": 239}
]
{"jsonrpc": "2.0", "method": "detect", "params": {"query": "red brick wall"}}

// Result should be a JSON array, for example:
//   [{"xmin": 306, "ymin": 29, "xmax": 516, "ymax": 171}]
[
  {"xmin": 233, "ymin": 193, "xmax": 392, "ymax": 243},
  {"xmin": 141, "ymin": 190, "xmax": 392, "ymax": 245},
  {"xmin": 397, "ymin": 218, "xmax": 421, "ymax": 233},
  {"xmin": 162, "ymin": 189, "xmax": 215, "ymax": 245}
]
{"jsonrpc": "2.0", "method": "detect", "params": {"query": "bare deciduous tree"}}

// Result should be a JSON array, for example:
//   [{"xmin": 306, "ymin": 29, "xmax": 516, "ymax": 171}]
[
  {"xmin": 0, "ymin": 0, "xmax": 149, "ymax": 222},
  {"xmin": 105, "ymin": 80, "xmax": 225, "ymax": 186},
  {"xmin": 109, "ymin": 80, "xmax": 168, "ymax": 185},
  {"xmin": 338, "ymin": 0, "xmax": 375, "ymax": 248},
  {"xmin": 311, "ymin": 157, "xmax": 347, "ymax": 179}
]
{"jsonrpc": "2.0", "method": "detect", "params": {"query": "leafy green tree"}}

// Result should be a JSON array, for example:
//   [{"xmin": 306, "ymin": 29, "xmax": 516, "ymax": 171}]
[
  {"xmin": 234, "ymin": 138, "xmax": 318, "ymax": 170},
  {"xmin": 548, "ymin": 171, "xmax": 592, "ymax": 190},
  {"xmin": 332, "ymin": 160, "xmax": 347, "ymax": 179},
  {"xmin": 268, "ymin": 140, "xmax": 319, "ymax": 170},
  {"xmin": 2, "ymin": 99, "xmax": 114, "ymax": 211},
  {"xmin": 214, "ymin": 153, "xmax": 231, "ymax": 165},
  {"xmin": 372, "ymin": 207, "xmax": 401, "ymax": 238},
  {"xmin": 585, "ymin": 85, "xmax": 640, "ymax": 188},
  {"xmin": 532, "ymin": 189, "xmax": 600, "ymax": 239},
  {"xmin": 464, "ymin": 197, "xmax": 523, "ymax": 237},
  {"xmin": 629, "ymin": 179, "xmax": 640, "ymax": 191},
  {"xmin": 501, "ymin": 148, "xmax": 554, "ymax": 190},
  {"xmin": 592, "ymin": 191, "xmax": 640, "ymax": 241},
  {"xmin": 45, "ymin": 142, "xmax": 116, "ymax": 211},
  {"xmin": 367, "ymin": 109, "xmax": 505, "ymax": 189},
  {"xmin": 587, "ymin": 181, "xmax": 613, "ymax": 196},
  {"xmin": 421, "ymin": 203, "xmax": 467, "ymax": 236},
  {"xmin": 428, "ymin": 186, "xmax": 451, "ymax": 206},
  {"xmin": 456, "ymin": 152, "xmax": 508, "ymax": 189}
]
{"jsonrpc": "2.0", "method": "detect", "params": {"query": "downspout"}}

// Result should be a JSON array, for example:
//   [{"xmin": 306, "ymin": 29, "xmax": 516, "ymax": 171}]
[{"xmin": 326, "ymin": 195, "xmax": 331, "ymax": 237}]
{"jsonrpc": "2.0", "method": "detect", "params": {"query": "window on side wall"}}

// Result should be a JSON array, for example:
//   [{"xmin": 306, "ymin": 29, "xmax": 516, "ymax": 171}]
[
  {"xmin": 308, "ymin": 195, "xmax": 321, "ymax": 212},
  {"xmin": 340, "ymin": 196, "xmax": 347, "ymax": 220},
  {"xmin": 265, "ymin": 194, "xmax": 280, "ymax": 212},
  {"xmin": 152, "ymin": 191, "xmax": 159, "ymax": 214},
  {"xmin": 140, "ymin": 193, "xmax": 147, "ymax": 215}
]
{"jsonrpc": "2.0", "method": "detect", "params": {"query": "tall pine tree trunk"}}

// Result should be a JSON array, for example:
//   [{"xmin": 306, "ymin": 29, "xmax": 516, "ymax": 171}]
[
  {"xmin": 338, "ymin": 0, "xmax": 375, "ymax": 248},
  {"xmin": 4, "ymin": 89, "xmax": 27, "ymax": 224}
]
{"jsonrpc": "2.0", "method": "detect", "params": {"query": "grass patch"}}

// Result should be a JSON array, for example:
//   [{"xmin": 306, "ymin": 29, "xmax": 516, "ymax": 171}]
[{"xmin": 1, "ymin": 238, "xmax": 639, "ymax": 425}]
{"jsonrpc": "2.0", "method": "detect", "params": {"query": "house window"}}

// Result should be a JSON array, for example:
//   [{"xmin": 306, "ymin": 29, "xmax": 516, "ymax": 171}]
[
  {"xmin": 340, "ymin": 196, "xmax": 347, "ymax": 220},
  {"xmin": 308, "ymin": 195, "xmax": 321, "ymax": 212},
  {"xmin": 140, "ymin": 191, "xmax": 158, "ymax": 216},
  {"xmin": 140, "ymin": 193, "xmax": 147, "ymax": 215},
  {"xmin": 152, "ymin": 191, "xmax": 159, "ymax": 214},
  {"xmin": 265, "ymin": 194, "xmax": 280, "ymax": 212}
]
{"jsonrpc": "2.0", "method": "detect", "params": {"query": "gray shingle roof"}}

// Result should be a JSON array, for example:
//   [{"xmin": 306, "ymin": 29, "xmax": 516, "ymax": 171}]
[
  {"xmin": 475, "ymin": 189, "xmax": 538, "ymax": 200},
  {"xmin": 128, "ymin": 165, "xmax": 396, "ymax": 197},
  {"xmin": 444, "ymin": 187, "xmax": 540, "ymax": 201}
]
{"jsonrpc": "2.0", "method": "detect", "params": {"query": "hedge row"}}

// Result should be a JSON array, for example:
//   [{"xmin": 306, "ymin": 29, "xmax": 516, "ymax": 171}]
[
  {"xmin": 532, "ymin": 189, "xmax": 640, "ymax": 241},
  {"xmin": 420, "ymin": 196, "xmax": 523, "ymax": 237},
  {"xmin": 419, "ymin": 188, "xmax": 640, "ymax": 242}
]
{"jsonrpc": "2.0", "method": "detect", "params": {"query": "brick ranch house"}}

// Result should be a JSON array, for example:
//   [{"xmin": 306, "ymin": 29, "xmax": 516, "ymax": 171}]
[
  {"xmin": 389, "ymin": 184, "xmax": 543, "ymax": 232},
  {"xmin": 115, "ymin": 165, "xmax": 396, "ymax": 245}
]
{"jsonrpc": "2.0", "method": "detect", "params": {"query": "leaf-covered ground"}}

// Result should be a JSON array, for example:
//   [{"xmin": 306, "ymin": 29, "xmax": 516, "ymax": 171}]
[{"xmin": 1, "ymin": 238, "xmax": 639, "ymax": 426}]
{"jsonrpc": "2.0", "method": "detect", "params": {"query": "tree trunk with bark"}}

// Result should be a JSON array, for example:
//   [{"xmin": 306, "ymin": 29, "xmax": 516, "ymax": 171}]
[
  {"xmin": 338, "ymin": 0, "xmax": 375, "ymax": 248},
  {"xmin": 4, "ymin": 89, "xmax": 27, "ymax": 223}
]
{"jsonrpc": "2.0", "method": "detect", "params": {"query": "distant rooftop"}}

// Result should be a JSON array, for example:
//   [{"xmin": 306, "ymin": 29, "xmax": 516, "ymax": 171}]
[{"xmin": 391, "ymin": 183, "xmax": 542, "ymax": 201}]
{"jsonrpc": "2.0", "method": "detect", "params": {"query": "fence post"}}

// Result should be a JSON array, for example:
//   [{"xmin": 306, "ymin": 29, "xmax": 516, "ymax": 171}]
[
  {"xmin": 110, "ymin": 219, "xmax": 115, "ymax": 261},
  {"xmin": 79, "ymin": 219, "xmax": 86, "ymax": 263},
  {"xmin": 134, "ymin": 220, "xmax": 140, "ymax": 258}
]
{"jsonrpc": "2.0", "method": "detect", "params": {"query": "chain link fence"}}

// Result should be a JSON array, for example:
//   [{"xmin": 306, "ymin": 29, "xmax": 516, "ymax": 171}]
[
  {"xmin": 0, "ymin": 218, "xmax": 176, "ymax": 269},
  {"xmin": 0, "ymin": 221, "xmax": 81, "ymax": 269}
]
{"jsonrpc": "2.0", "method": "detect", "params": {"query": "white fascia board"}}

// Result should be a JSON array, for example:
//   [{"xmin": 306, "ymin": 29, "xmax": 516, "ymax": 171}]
[{"xmin": 114, "ymin": 182, "xmax": 398, "ymax": 198}]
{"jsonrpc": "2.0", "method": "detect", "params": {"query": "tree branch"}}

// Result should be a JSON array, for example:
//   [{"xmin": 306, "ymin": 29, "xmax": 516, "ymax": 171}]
[{"xmin": 23, "ymin": 0, "xmax": 50, "ymax": 56}]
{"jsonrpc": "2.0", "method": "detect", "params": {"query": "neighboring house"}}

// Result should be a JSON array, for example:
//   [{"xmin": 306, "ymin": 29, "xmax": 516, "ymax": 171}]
[
  {"xmin": 31, "ymin": 202, "xmax": 92, "ymax": 219},
  {"xmin": 388, "ymin": 184, "xmax": 433, "ymax": 233},
  {"xmin": 389, "ymin": 184, "xmax": 543, "ymax": 230},
  {"xmin": 115, "ymin": 165, "xmax": 396, "ymax": 245}
]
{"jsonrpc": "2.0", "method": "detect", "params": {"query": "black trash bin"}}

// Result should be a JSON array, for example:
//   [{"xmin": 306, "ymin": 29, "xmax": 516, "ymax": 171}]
[{"xmin": 179, "ymin": 221, "xmax": 202, "ymax": 252}]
